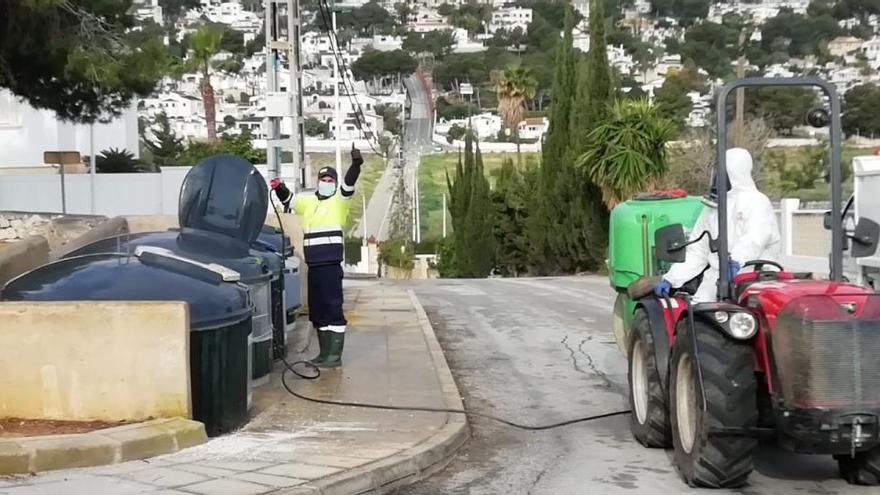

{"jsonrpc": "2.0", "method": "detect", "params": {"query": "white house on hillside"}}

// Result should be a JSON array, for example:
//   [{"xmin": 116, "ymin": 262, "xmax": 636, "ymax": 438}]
[
  {"xmin": 0, "ymin": 90, "xmax": 139, "ymax": 168},
  {"xmin": 408, "ymin": 7, "xmax": 450, "ymax": 33},
  {"xmin": 863, "ymin": 37, "xmax": 880, "ymax": 63},
  {"xmin": 452, "ymin": 28, "xmax": 487, "ymax": 53},
  {"xmin": 131, "ymin": 0, "xmax": 163, "ymax": 25},
  {"xmin": 488, "ymin": 7, "xmax": 532, "ymax": 34},
  {"xmin": 139, "ymin": 91, "xmax": 205, "ymax": 120},
  {"xmin": 517, "ymin": 117, "xmax": 548, "ymax": 141}
]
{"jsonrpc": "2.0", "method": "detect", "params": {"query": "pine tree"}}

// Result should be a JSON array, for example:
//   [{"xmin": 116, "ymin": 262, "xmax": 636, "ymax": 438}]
[{"xmin": 143, "ymin": 113, "xmax": 184, "ymax": 167}]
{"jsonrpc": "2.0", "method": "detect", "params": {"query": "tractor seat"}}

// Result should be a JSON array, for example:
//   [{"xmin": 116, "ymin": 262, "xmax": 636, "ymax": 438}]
[{"xmin": 673, "ymin": 275, "xmax": 702, "ymax": 296}]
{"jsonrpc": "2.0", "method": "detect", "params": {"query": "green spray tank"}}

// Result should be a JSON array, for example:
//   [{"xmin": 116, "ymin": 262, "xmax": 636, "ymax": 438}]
[{"xmin": 607, "ymin": 192, "xmax": 704, "ymax": 353}]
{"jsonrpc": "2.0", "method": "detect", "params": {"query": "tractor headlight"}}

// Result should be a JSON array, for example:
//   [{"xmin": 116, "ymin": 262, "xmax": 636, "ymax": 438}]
[
  {"xmin": 713, "ymin": 311, "xmax": 729, "ymax": 323},
  {"xmin": 728, "ymin": 312, "xmax": 757, "ymax": 339}
]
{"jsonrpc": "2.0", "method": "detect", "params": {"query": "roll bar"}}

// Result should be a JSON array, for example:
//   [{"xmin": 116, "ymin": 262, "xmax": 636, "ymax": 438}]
[{"xmin": 715, "ymin": 77, "xmax": 843, "ymax": 300}]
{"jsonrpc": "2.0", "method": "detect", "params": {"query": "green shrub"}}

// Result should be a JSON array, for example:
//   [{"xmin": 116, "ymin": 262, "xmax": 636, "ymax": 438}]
[
  {"xmin": 379, "ymin": 239, "xmax": 415, "ymax": 270},
  {"xmin": 436, "ymin": 236, "xmax": 459, "ymax": 277},
  {"xmin": 344, "ymin": 237, "xmax": 363, "ymax": 265},
  {"xmin": 415, "ymin": 238, "xmax": 440, "ymax": 255}
]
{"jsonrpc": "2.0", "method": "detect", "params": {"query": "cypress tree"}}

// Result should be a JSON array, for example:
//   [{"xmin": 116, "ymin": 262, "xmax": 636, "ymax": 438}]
[
  {"xmin": 550, "ymin": 0, "xmax": 613, "ymax": 272},
  {"xmin": 446, "ymin": 130, "xmax": 494, "ymax": 277},
  {"xmin": 529, "ymin": 4, "xmax": 576, "ymax": 274},
  {"xmin": 573, "ymin": 0, "xmax": 613, "ymax": 143},
  {"xmin": 464, "ymin": 141, "xmax": 495, "ymax": 277},
  {"xmin": 492, "ymin": 158, "xmax": 530, "ymax": 276}
]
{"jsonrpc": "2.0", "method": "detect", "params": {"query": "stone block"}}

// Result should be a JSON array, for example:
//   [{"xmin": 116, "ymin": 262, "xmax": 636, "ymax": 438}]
[
  {"xmin": 158, "ymin": 419, "xmax": 207, "ymax": 450},
  {"xmin": 102, "ymin": 421, "xmax": 176, "ymax": 462},
  {"xmin": 0, "ymin": 441, "xmax": 29, "ymax": 475},
  {"xmin": 24, "ymin": 434, "xmax": 118, "ymax": 472}
]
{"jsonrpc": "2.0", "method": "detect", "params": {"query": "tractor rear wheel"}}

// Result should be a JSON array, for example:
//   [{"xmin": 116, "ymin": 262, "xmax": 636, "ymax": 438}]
[
  {"xmin": 628, "ymin": 308, "xmax": 671, "ymax": 448},
  {"xmin": 837, "ymin": 448, "xmax": 880, "ymax": 485},
  {"xmin": 670, "ymin": 319, "xmax": 758, "ymax": 488}
]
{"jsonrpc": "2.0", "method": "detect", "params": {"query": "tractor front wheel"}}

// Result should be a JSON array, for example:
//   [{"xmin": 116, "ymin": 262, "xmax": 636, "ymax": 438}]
[
  {"xmin": 670, "ymin": 319, "xmax": 758, "ymax": 488},
  {"xmin": 627, "ymin": 309, "xmax": 671, "ymax": 448},
  {"xmin": 837, "ymin": 448, "xmax": 880, "ymax": 485}
]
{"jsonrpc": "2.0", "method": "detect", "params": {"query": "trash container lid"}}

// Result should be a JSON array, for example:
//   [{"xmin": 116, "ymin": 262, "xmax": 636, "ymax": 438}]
[
  {"xmin": 178, "ymin": 154, "xmax": 268, "ymax": 245},
  {"xmin": 2, "ymin": 252, "xmax": 252, "ymax": 331},
  {"xmin": 257, "ymin": 225, "xmax": 294, "ymax": 257},
  {"xmin": 62, "ymin": 229, "xmax": 273, "ymax": 283}
]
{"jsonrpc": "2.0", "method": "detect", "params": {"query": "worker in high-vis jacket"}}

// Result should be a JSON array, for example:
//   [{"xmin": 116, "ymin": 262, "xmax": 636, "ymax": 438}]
[{"xmin": 292, "ymin": 146, "xmax": 362, "ymax": 368}]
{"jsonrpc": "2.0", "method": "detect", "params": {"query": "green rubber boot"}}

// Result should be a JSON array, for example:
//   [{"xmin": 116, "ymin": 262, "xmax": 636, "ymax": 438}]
[
  {"xmin": 309, "ymin": 330, "xmax": 330, "ymax": 366},
  {"xmin": 320, "ymin": 332, "xmax": 345, "ymax": 369}
]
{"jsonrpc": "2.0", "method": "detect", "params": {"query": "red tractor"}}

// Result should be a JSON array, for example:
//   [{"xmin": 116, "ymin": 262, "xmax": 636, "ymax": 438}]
[{"xmin": 626, "ymin": 77, "xmax": 880, "ymax": 487}]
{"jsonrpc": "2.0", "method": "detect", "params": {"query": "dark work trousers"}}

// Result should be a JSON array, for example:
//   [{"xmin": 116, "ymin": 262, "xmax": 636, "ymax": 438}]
[{"xmin": 307, "ymin": 263, "xmax": 347, "ymax": 331}]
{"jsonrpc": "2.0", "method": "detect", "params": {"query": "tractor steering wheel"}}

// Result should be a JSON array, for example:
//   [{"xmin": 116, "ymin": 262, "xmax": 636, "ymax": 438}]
[{"xmin": 743, "ymin": 259, "xmax": 784, "ymax": 273}]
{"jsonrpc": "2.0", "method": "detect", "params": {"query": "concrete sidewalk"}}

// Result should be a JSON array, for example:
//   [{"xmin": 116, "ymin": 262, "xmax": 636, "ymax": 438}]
[{"xmin": 0, "ymin": 282, "xmax": 468, "ymax": 495}]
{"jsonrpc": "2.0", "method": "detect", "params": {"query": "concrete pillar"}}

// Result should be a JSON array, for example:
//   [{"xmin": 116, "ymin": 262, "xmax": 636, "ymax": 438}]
[
  {"xmin": 360, "ymin": 245, "xmax": 371, "ymax": 273},
  {"xmin": 367, "ymin": 241, "xmax": 379, "ymax": 276}
]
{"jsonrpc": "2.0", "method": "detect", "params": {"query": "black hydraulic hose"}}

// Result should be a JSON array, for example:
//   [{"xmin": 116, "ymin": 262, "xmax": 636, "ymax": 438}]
[
  {"xmin": 268, "ymin": 194, "xmax": 630, "ymax": 431},
  {"xmin": 680, "ymin": 294, "xmax": 708, "ymax": 412},
  {"xmin": 278, "ymin": 355, "xmax": 630, "ymax": 431}
]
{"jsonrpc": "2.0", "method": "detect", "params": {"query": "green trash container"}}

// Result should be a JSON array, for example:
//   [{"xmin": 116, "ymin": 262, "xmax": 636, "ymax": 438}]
[{"xmin": 190, "ymin": 316, "xmax": 253, "ymax": 436}]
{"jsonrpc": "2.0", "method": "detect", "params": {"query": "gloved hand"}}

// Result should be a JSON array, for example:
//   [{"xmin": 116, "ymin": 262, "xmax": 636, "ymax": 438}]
[
  {"xmin": 350, "ymin": 146, "xmax": 364, "ymax": 167},
  {"xmin": 653, "ymin": 279, "xmax": 672, "ymax": 297},
  {"xmin": 728, "ymin": 260, "xmax": 741, "ymax": 280}
]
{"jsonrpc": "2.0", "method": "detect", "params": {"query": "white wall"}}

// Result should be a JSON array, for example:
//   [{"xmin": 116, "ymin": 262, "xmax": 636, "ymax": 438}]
[
  {"xmin": 0, "ymin": 90, "xmax": 139, "ymax": 168},
  {"xmin": 0, "ymin": 164, "xmax": 304, "ymax": 217}
]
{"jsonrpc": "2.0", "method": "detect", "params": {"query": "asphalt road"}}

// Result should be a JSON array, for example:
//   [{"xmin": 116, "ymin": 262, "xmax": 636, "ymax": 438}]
[
  {"xmin": 403, "ymin": 276, "xmax": 858, "ymax": 495},
  {"xmin": 359, "ymin": 75, "xmax": 432, "ymax": 240}
]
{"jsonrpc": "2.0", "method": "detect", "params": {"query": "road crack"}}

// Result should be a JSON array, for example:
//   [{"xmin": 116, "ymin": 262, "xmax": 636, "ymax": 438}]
[
  {"xmin": 561, "ymin": 335, "xmax": 587, "ymax": 375},
  {"xmin": 578, "ymin": 339, "xmax": 614, "ymax": 389}
]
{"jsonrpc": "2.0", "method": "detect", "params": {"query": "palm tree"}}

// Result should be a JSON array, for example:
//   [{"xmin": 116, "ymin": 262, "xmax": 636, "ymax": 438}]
[
  {"xmin": 576, "ymin": 99, "xmax": 675, "ymax": 208},
  {"xmin": 491, "ymin": 64, "xmax": 538, "ymax": 163},
  {"xmin": 96, "ymin": 148, "xmax": 146, "ymax": 173},
  {"xmin": 188, "ymin": 25, "xmax": 224, "ymax": 140}
]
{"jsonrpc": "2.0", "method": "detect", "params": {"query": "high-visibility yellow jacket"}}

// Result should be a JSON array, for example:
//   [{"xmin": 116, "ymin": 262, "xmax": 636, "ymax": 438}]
[{"xmin": 294, "ymin": 182, "xmax": 354, "ymax": 265}]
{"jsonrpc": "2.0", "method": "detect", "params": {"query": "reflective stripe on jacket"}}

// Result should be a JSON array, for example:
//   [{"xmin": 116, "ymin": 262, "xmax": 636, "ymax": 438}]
[{"xmin": 294, "ymin": 193, "xmax": 351, "ymax": 265}]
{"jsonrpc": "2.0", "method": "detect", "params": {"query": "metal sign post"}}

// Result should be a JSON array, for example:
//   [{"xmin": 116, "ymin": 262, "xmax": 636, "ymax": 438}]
[{"xmin": 43, "ymin": 151, "xmax": 82, "ymax": 214}]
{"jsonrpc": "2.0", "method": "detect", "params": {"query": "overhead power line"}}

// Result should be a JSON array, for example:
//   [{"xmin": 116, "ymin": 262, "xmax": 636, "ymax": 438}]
[{"xmin": 314, "ymin": 0, "xmax": 385, "ymax": 155}]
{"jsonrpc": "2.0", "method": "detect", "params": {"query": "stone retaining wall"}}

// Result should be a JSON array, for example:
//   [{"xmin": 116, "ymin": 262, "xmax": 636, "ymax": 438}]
[{"xmin": 0, "ymin": 211, "xmax": 105, "ymax": 252}]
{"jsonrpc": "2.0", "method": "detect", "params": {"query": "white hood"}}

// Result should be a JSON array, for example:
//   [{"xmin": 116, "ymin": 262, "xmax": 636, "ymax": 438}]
[
  {"xmin": 663, "ymin": 147, "xmax": 781, "ymax": 302},
  {"xmin": 726, "ymin": 147, "xmax": 757, "ymax": 192}
]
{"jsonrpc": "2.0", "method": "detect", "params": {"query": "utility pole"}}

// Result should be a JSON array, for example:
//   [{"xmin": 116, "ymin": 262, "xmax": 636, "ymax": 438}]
[
  {"xmin": 733, "ymin": 27, "xmax": 749, "ymax": 148},
  {"xmin": 89, "ymin": 123, "xmax": 96, "ymax": 214},
  {"xmin": 332, "ymin": 4, "xmax": 342, "ymax": 171},
  {"xmin": 265, "ymin": 0, "xmax": 306, "ymax": 188},
  {"xmin": 410, "ymin": 161, "xmax": 416, "ymax": 243},
  {"xmin": 415, "ymin": 162, "xmax": 420, "ymax": 243},
  {"xmin": 442, "ymin": 193, "xmax": 447, "ymax": 238}
]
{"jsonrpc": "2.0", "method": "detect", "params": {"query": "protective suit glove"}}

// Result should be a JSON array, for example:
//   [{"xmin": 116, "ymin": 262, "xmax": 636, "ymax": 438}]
[
  {"xmin": 653, "ymin": 279, "xmax": 672, "ymax": 297},
  {"xmin": 350, "ymin": 147, "xmax": 364, "ymax": 167},
  {"xmin": 728, "ymin": 260, "xmax": 741, "ymax": 280}
]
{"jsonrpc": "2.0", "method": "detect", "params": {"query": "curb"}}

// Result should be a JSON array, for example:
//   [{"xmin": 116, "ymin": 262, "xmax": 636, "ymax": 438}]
[
  {"xmin": 278, "ymin": 289, "xmax": 470, "ymax": 495},
  {"xmin": 0, "ymin": 418, "xmax": 206, "ymax": 475}
]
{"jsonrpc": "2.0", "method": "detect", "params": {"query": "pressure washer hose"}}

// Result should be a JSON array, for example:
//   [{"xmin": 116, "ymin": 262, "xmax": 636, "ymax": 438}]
[{"xmin": 269, "ymin": 191, "xmax": 631, "ymax": 431}]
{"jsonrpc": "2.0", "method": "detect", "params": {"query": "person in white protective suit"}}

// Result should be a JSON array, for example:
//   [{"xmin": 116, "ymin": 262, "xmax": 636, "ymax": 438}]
[{"xmin": 653, "ymin": 148, "xmax": 782, "ymax": 302}]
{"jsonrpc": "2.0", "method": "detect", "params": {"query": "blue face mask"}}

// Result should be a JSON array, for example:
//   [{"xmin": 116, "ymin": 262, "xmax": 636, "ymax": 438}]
[{"xmin": 318, "ymin": 181, "xmax": 337, "ymax": 197}]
